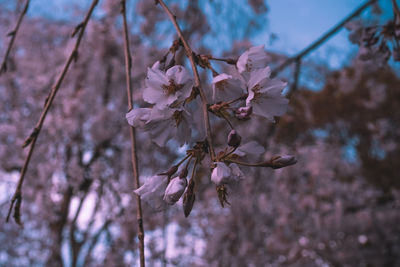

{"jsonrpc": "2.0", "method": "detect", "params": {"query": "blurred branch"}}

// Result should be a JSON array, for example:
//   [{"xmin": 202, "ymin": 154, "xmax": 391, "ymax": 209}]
[
  {"xmin": 120, "ymin": 1, "xmax": 145, "ymax": 266},
  {"xmin": 286, "ymin": 58, "xmax": 302, "ymax": 98},
  {"xmin": 392, "ymin": 0, "xmax": 400, "ymax": 19},
  {"xmin": 6, "ymin": 0, "xmax": 99, "ymax": 225},
  {"xmin": 81, "ymin": 218, "xmax": 112, "ymax": 266},
  {"xmin": 271, "ymin": 0, "xmax": 377, "ymax": 77},
  {"xmin": 157, "ymin": 0, "xmax": 216, "ymax": 161},
  {"xmin": 0, "ymin": 0, "xmax": 30, "ymax": 75}
]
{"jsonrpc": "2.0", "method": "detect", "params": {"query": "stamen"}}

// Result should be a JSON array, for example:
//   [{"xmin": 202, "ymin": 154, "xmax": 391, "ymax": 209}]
[{"xmin": 162, "ymin": 78, "xmax": 184, "ymax": 95}]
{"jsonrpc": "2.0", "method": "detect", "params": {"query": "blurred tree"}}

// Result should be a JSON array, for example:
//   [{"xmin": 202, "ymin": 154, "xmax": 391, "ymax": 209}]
[{"xmin": 0, "ymin": 0, "xmax": 399, "ymax": 266}]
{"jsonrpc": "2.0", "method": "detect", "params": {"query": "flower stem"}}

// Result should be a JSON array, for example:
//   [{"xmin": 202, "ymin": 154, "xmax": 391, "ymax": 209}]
[
  {"xmin": 225, "ymin": 158, "xmax": 272, "ymax": 168},
  {"xmin": 120, "ymin": 1, "xmax": 145, "ymax": 266},
  {"xmin": 0, "ymin": 0, "xmax": 30, "ymax": 74},
  {"xmin": 157, "ymin": 0, "xmax": 216, "ymax": 162},
  {"xmin": 6, "ymin": 0, "xmax": 99, "ymax": 224}
]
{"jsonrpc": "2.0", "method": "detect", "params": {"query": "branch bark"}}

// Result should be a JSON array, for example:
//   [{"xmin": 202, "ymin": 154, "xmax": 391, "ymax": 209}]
[
  {"xmin": 6, "ymin": 0, "xmax": 99, "ymax": 225},
  {"xmin": 0, "ymin": 0, "xmax": 30, "ymax": 74},
  {"xmin": 157, "ymin": 0, "xmax": 216, "ymax": 161},
  {"xmin": 120, "ymin": 1, "xmax": 145, "ymax": 266}
]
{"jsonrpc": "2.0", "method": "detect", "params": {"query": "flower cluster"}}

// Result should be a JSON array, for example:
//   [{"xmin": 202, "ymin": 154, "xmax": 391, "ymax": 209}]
[
  {"xmin": 346, "ymin": 18, "xmax": 400, "ymax": 65},
  {"xmin": 127, "ymin": 45, "xmax": 296, "ymax": 216}
]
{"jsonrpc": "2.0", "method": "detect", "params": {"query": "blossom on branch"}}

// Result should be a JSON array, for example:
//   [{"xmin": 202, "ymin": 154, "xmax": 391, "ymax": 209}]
[
  {"xmin": 236, "ymin": 45, "xmax": 270, "ymax": 74},
  {"xmin": 163, "ymin": 176, "xmax": 187, "ymax": 205},
  {"xmin": 143, "ymin": 64, "xmax": 193, "ymax": 109},
  {"xmin": 211, "ymin": 162, "xmax": 244, "ymax": 185},
  {"xmin": 134, "ymin": 175, "xmax": 169, "ymax": 211},
  {"xmin": 212, "ymin": 73, "xmax": 244, "ymax": 102},
  {"xmin": 126, "ymin": 107, "xmax": 192, "ymax": 147},
  {"xmin": 245, "ymin": 66, "xmax": 288, "ymax": 121}
]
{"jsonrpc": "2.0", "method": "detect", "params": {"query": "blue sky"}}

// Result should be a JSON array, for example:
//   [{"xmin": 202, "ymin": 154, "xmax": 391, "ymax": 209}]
[
  {"xmin": 255, "ymin": 0, "xmax": 393, "ymax": 68},
  {"xmin": 1, "ymin": 0, "xmax": 395, "ymax": 69}
]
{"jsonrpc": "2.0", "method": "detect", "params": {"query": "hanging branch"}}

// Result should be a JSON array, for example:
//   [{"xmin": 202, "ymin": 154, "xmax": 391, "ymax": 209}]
[
  {"xmin": 271, "ymin": 0, "xmax": 377, "ymax": 77},
  {"xmin": 6, "ymin": 0, "xmax": 99, "ymax": 225},
  {"xmin": 286, "ymin": 58, "xmax": 302, "ymax": 98},
  {"xmin": 156, "ymin": 0, "xmax": 216, "ymax": 161},
  {"xmin": 392, "ymin": 0, "xmax": 400, "ymax": 19},
  {"xmin": 120, "ymin": 1, "xmax": 145, "ymax": 266},
  {"xmin": 0, "ymin": 0, "xmax": 30, "ymax": 74}
]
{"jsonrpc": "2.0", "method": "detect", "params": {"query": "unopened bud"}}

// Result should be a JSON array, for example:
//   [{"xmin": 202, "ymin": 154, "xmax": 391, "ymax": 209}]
[
  {"xmin": 227, "ymin": 130, "xmax": 241, "ymax": 147},
  {"xmin": 178, "ymin": 167, "xmax": 188, "ymax": 179},
  {"xmin": 234, "ymin": 106, "xmax": 252, "ymax": 120},
  {"xmin": 183, "ymin": 179, "xmax": 196, "ymax": 217},
  {"xmin": 270, "ymin": 155, "xmax": 297, "ymax": 169},
  {"xmin": 163, "ymin": 176, "xmax": 187, "ymax": 205}
]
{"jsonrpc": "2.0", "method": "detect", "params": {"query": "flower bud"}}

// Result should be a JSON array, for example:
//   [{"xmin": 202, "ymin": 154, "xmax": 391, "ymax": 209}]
[
  {"xmin": 211, "ymin": 162, "xmax": 243, "ymax": 185},
  {"xmin": 178, "ymin": 167, "xmax": 188, "ymax": 179},
  {"xmin": 270, "ymin": 155, "xmax": 297, "ymax": 169},
  {"xmin": 163, "ymin": 177, "xmax": 187, "ymax": 205},
  {"xmin": 234, "ymin": 106, "xmax": 252, "ymax": 120},
  {"xmin": 227, "ymin": 130, "xmax": 241, "ymax": 147},
  {"xmin": 183, "ymin": 179, "xmax": 196, "ymax": 217}
]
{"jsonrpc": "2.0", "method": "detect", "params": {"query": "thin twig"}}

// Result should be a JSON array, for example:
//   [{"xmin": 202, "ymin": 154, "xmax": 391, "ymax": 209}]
[
  {"xmin": 120, "ymin": 1, "xmax": 145, "ymax": 267},
  {"xmin": 271, "ymin": 0, "xmax": 377, "ymax": 77},
  {"xmin": 392, "ymin": 0, "xmax": 400, "ymax": 19},
  {"xmin": 157, "ymin": 0, "xmax": 216, "ymax": 161},
  {"xmin": 0, "ymin": 0, "xmax": 30, "ymax": 74},
  {"xmin": 6, "ymin": 0, "xmax": 99, "ymax": 224},
  {"xmin": 286, "ymin": 58, "xmax": 302, "ymax": 98}
]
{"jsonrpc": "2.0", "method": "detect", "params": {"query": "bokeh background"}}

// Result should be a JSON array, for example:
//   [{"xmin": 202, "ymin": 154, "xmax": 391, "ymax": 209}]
[{"xmin": 1, "ymin": 0, "xmax": 399, "ymax": 266}]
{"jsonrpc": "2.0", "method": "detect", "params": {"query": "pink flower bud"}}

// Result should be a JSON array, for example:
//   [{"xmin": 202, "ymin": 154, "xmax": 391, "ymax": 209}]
[
  {"xmin": 183, "ymin": 179, "xmax": 195, "ymax": 217},
  {"xmin": 270, "ymin": 155, "xmax": 297, "ymax": 169},
  {"xmin": 163, "ymin": 177, "xmax": 187, "ymax": 205},
  {"xmin": 227, "ymin": 130, "xmax": 241, "ymax": 147}
]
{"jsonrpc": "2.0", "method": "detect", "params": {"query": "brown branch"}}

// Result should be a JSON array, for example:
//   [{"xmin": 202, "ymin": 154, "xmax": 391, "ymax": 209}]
[
  {"xmin": 271, "ymin": 0, "xmax": 377, "ymax": 77},
  {"xmin": 0, "ymin": 0, "xmax": 30, "ymax": 75},
  {"xmin": 6, "ymin": 0, "xmax": 99, "ymax": 224},
  {"xmin": 392, "ymin": 0, "xmax": 400, "ymax": 19},
  {"xmin": 286, "ymin": 58, "xmax": 302, "ymax": 98},
  {"xmin": 120, "ymin": 1, "xmax": 145, "ymax": 266},
  {"xmin": 157, "ymin": 0, "xmax": 216, "ymax": 161}
]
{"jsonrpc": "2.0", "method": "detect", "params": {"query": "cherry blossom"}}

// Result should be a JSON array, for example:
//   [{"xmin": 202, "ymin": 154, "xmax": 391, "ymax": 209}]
[
  {"xmin": 236, "ymin": 45, "xmax": 269, "ymax": 74},
  {"xmin": 211, "ymin": 162, "xmax": 244, "ymax": 185},
  {"xmin": 143, "ymin": 64, "xmax": 193, "ymax": 109},
  {"xmin": 126, "ymin": 107, "xmax": 192, "ymax": 146},
  {"xmin": 212, "ymin": 73, "xmax": 243, "ymax": 102},
  {"xmin": 134, "ymin": 175, "xmax": 169, "ymax": 211},
  {"xmin": 245, "ymin": 66, "xmax": 288, "ymax": 121}
]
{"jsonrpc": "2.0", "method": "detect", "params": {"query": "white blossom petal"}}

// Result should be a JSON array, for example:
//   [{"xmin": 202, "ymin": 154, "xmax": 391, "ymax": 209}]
[
  {"xmin": 244, "ymin": 66, "xmax": 288, "ymax": 121},
  {"xmin": 125, "ymin": 108, "xmax": 152, "ymax": 128},
  {"xmin": 134, "ymin": 175, "xmax": 168, "ymax": 211},
  {"xmin": 247, "ymin": 66, "xmax": 271, "ymax": 91},
  {"xmin": 251, "ymin": 95, "xmax": 288, "ymax": 121},
  {"xmin": 211, "ymin": 162, "xmax": 243, "ymax": 185},
  {"xmin": 212, "ymin": 73, "xmax": 244, "ymax": 102},
  {"xmin": 235, "ymin": 141, "xmax": 265, "ymax": 157},
  {"xmin": 143, "ymin": 65, "xmax": 193, "ymax": 109},
  {"xmin": 237, "ymin": 45, "xmax": 270, "ymax": 74}
]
